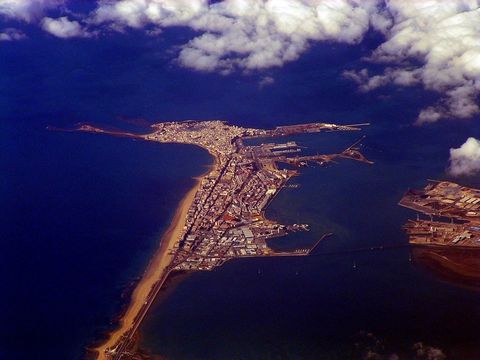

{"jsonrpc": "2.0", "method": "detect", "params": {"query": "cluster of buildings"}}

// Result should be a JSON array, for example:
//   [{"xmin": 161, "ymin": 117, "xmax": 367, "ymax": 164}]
[
  {"xmin": 142, "ymin": 120, "xmax": 367, "ymax": 271},
  {"xmin": 400, "ymin": 181, "xmax": 480, "ymax": 247},
  {"xmin": 146, "ymin": 120, "xmax": 265, "ymax": 156},
  {"xmin": 79, "ymin": 119, "xmax": 370, "ymax": 360}
]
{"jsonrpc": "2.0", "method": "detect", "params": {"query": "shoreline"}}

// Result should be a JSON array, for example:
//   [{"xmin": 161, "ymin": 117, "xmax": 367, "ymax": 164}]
[
  {"xmin": 72, "ymin": 121, "xmax": 370, "ymax": 359},
  {"xmin": 134, "ymin": 270, "xmax": 193, "ymax": 360},
  {"xmin": 91, "ymin": 155, "xmax": 214, "ymax": 360}
]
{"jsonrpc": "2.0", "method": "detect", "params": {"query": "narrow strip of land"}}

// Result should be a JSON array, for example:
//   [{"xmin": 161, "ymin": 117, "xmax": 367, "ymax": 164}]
[
  {"xmin": 93, "ymin": 174, "xmax": 205, "ymax": 359},
  {"xmin": 73, "ymin": 120, "xmax": 372, "ymax": 359}
]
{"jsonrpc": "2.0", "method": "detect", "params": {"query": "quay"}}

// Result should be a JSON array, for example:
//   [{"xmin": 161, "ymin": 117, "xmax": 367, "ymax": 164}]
[{"xmin": 399, "ymin": 180, "xmax": 480, "ymax": 248}]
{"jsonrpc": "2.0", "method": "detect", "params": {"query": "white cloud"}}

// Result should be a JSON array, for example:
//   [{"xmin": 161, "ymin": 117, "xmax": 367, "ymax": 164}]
[
  {"xmin": 412, "ymin": 342, "xmax": 446, "ymax": 360},
  {"xmin": 448, "ymin": 137, "xmax": 480, "ymax": 176},
  {"xmin": 91, "ymin": 0, "xmax": 207, "ymax": 28},
  {"xmin": 343, "ymin": 67, "xmax": 421, "ymax": 91},
  {"xmin": 0, "ymin": 27, "xmax": 27, "ymax": 41},
  {"xmin": 91, "ymin": 0, "xmax": 380, "ymax": 73},
  {"xmin": 3, "ymin": 0, "xmax": 480, "ymax": 124},
  {"xmin": 177, "ymin": 0, "xmax": 379, "ymax": 73},
  {"xmin": 344, "ymin": 0, "xmax": 480, "ymax": 124},
  {"xmin": 417, "ymin": 106, "xmax": 443, "ymax": 125},
  {"xmin": 41, "ymin": 16, "xmax": 89, "ymax": 38},
  {"xmin": 0, "ymin": 0, "xmax": 64, "ymax": 22},
  {"xmin": 258, "ymin": 76, "xmax": 275, "ymax": 88}
]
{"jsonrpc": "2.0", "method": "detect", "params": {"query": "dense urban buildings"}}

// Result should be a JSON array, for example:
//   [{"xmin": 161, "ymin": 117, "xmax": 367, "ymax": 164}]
[{"xmin": 78, "ymin": 120, "xmax": 372, "ymax": 359}]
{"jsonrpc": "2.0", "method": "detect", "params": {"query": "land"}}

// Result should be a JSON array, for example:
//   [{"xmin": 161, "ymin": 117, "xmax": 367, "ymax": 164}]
[
  {"xmin": 399, "ymin": 180, "xmax": 480, "ymax": 248},
  {"xmin": 412, "ymin": 247, "xmax": 480, "ymax": 291},
  {"xmin": 74, "ymin": 120, "xmax": 372, "ymax": 360},
  {"xmin": 91, "ymin": 177, "xmax": 202, "ymax": 360}
]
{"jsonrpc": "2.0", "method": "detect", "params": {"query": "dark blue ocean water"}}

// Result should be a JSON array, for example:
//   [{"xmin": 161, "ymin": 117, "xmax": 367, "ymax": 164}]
[
  {"xmin": 140, "ymin": 124, "xmax": 480, "ymax": 359},
  {"xmin": 2, "ymin": 27, "xmax": 480, "ymax": 360},
  {"xmin": 1, "ymin": 119, "xmax": 212, "ymax": 360}
]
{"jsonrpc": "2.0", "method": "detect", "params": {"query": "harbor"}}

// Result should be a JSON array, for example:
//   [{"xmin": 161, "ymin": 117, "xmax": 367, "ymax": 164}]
[{"xmin": 76, "ymin": 120, "xmax": 372, "ymax": 359}]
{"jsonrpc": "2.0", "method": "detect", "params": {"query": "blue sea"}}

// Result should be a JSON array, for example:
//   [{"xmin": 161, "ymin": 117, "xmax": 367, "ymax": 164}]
[{"xmin": 2, "ymin": 28, "xmax": 480, "ymax": 359}]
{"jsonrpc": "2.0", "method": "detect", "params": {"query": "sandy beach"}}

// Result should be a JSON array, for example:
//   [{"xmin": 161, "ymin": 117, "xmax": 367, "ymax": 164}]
[{"xmin": 92, "ymin": 174, "xmax": 204, "ymax": 360}]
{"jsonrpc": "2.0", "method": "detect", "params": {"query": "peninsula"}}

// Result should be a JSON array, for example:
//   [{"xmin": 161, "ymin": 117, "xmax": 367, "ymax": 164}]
[{"xmin": 76, "ymin": 120, "xmax": 372, "ymax": 359}]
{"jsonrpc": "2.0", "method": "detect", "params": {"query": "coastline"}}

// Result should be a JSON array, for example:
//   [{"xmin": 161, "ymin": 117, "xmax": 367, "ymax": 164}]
[
  {"xmin": 91, "ymin": 158, "xmax": 212, "ymax": 360},
  {"xmin": 75, "ymin": 121, "xmax": 369, "ymax": 359}
]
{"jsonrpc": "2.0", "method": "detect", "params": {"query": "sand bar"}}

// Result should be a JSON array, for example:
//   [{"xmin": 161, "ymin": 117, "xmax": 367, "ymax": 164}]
[{"xmin": 92, "ymin": 170, "xmax": 207, "ymax": 359}]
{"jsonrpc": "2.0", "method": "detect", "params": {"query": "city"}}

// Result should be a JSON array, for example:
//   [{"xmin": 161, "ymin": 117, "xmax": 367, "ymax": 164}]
[{"xmin": 77, "ymin": 120, "xmax": 372, "ymax": 359}]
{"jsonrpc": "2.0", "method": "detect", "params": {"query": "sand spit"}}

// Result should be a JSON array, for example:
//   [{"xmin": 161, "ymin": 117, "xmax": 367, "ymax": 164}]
[{"xmin": 92, "ymin": 175, "xmax": 204, "ymax": 360}]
